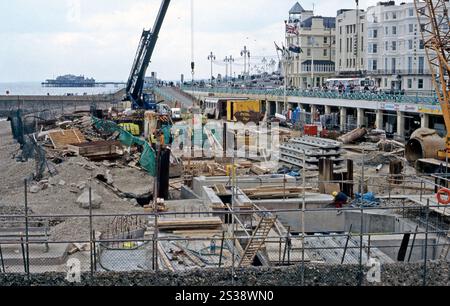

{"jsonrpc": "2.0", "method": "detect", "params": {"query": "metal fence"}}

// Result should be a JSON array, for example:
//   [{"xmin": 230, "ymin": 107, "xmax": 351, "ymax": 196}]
[
  {"xmin": 182, "ymin": 86, "xmax": 439, "ymax": 105},
  {"xmin": 1, "ymin": 173, "xmax": 450, "ymax": 286}
]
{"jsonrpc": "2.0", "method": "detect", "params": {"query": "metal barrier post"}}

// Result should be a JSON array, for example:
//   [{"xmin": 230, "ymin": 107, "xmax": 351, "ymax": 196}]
[
  {"xmin": 24, "ymin": 179, "xmax": 30, "ymax": 278},
  {"xmin": 423, "ymin": 199, "xmax": 430, "ymax": 286}
]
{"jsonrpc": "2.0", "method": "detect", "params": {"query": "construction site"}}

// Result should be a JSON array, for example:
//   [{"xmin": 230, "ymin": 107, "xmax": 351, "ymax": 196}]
[{"xmin": 2, "ymin": 0, "xmax": 450, "ymax": 288}]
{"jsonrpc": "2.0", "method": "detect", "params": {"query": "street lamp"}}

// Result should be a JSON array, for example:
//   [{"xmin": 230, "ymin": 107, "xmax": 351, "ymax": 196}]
[
  {"xmin": 224, "ymin": 56, "xmax": 230, "ymax": 80},
  {"xmin": 229, "ymin": 55, "xmax": 235, "ymax": 82},
  {"xmin": 241, "ymin": 46, "xmax": 250, "ymax": 78},
  {"xmin": 207, "ymin": 51, "xmax": 216, "ymax": 85}
]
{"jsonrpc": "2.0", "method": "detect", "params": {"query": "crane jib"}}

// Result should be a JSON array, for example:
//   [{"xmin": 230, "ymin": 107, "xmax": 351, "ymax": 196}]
[{"xmin": 126, "ymin": 0, "xmax": 171, "ymax": 108}]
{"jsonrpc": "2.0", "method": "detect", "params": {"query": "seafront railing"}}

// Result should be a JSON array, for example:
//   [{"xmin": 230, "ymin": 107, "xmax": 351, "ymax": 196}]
[{"xmin": 181, "ymin": 86, "xmax": 439, "ymax": 105}]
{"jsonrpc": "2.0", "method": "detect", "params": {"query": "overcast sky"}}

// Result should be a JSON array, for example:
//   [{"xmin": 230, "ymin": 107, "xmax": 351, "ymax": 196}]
[{"xmin": 0, "ymin": 0, "xmax": 380, "ymax": 82}]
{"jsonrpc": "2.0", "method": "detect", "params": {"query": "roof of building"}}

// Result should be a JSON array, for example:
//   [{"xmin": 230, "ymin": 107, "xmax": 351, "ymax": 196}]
[
  {"xmin": 302, "ymin": 60, "xmax": 335, "ymax": 66},
  {"xmin": 301, "ymin": 16, "xmax": 336, "ymax": 28},
  {"xmin": 290, "ymin": 2, "xmax": 305, "ymax": 14}
]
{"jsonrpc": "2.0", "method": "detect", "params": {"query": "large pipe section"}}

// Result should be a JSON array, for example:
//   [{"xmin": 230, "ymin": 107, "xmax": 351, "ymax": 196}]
[
  {"xmin": 405, "ymin": 128, "xmax": 446, "ymax": 163},
  {"xmin": 338, "ymin": 128, "xmax": 367, "ymax": 144}
]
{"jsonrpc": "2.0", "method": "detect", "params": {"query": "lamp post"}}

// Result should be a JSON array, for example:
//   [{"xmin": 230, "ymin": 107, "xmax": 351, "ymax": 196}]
[
  {"xmin": 224, "ymin": 56, "xmax": 230, "ymax": 81},
  {"xmin": 207, "ymin": 51, "xmax": 216, "ymax": 85},
  {"xmin": 229, "ymin": 56, "xmax": 235, "ymax": 82},
  {"xmin": 241, "ymin": 46, "xmax": 250, "ymax": 78}
]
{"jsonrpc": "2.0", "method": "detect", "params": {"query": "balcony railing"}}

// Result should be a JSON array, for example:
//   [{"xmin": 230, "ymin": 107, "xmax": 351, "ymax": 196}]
[
  {"xmin": 181, "ymin": 86, "xmax": 439, "ymax": 105},
  {"xmin": 367, "ymin": 69, "xmax": 431, "ymax": 76}
]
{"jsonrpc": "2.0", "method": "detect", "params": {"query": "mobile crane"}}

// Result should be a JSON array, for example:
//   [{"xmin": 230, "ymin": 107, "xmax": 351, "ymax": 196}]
[
  {"xmin": 126, "ymin": 0, "xmax": 171, "ymax": 110},
  {"xmin": 414, "ymin": 0, "xmax": 450, "ymax": 160}
]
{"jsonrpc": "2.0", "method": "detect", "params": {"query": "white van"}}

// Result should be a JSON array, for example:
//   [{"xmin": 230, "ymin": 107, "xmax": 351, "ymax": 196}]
[{"xmin": 171, "ymin": 108, "xmax": 182, "ymax": 121}]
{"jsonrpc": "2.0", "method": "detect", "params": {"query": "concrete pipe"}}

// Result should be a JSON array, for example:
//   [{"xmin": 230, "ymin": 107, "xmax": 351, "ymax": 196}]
[
  {"xmin": 405, "ymin": 128, "xmax": 446, "ymax": 163},
  {"xmin": 338, "ymin": 128, "xmax": 367, "ymax": 144}
]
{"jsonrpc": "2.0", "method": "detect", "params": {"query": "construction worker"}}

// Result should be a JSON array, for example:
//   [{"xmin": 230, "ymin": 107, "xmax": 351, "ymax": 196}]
[{"xmin": 332, "ymin": 191, "xmax": 348, "ymax": 215}]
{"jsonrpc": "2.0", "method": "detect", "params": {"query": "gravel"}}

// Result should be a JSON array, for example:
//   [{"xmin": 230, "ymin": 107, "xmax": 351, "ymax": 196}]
[{"xmin": 0, "ymin": 262, "xmax": 448, "ymax": 286}]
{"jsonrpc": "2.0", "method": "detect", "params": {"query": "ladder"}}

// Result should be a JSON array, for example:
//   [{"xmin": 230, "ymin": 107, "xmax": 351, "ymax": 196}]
[
  {"xmin": 238, "ymin": 215, "xmax": 277, "ymax": 267},
  {"xmin": 439, "ymin": 232, "xmax": 450, "ymax": 261}
]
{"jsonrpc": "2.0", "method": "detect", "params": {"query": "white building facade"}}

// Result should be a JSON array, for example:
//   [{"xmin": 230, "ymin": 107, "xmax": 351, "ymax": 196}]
[
  {"xmin": 285, "ymin": 2, "xmax": 336, "ymax": 89},
  {"xmin": 335, "ymin": 9, "xmax": 367, "ymax": 77},
  {"xmin": 365, "ymin": 1, "xmax": 433, "ymax": 93}
]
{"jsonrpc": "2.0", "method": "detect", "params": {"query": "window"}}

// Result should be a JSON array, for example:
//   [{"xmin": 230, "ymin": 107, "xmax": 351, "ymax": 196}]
[
  {"xmin": 408, "ymin": 79, "xmax": 412, "ymax": 89},
  {"xmin": 419, "ymin": 57, "xmax": 424, "ymax": 74},
  {"xmin": 373, "ymin": 29, "xmax": 378, "ymax": 38},
  {"xmin": 369, "ymin": 43, "xmax": 378, "ymax": 53},
  {"xmin": 393, "ymin": 12, "xmax": 397, "ymax": 19},
  {"xmin": 323, "ymin": 49, "xmax": 327, "ymax": 57},
  {"xmin": 385, "ymin": 58, "xmax": 388, "ymax": 71},
  {"xmin": 361, "ymin": 23, "xmax": 364, "ymax": 33},
  {"xmin": 408, "ymin": 57, "xmax": 413, "ymax": 74},
  {"xmin": 385, "ymin": 13, "xmax": 389, "ymax": 20},
  {"xmin": 409, "ymin": 8, "xmax": 414, "ymax": 17},
  {"xmin": 385, "ymin": 41, "xmax": 389, "ymax": 51},
  {"xmin": 392, "ymin": 26, "xmax": 397, "ymax": 35},
  {"xmin": 324, "ymin": 36, "xmax": 328, "ymax": 44},
  {"xmin": 372, "ymin": 59, "xmax": 378, "ymax": 70},
  {"xmin": 384, "ymin": 78, "xmax": 388, "ymax": 87},
  {"xmin": 307, "ymin": 36, "xmax": 312, "ymax": 45},
  {"xmin": 418, "ymin": 79, "xmax": 424, "ymax": 89},
  {"xmin": 392, "ymin": 41, "xmax": 397, "ymax": 51},
  {"xmin": 420, "ymin": 24, "xmax": 426, "ymax": 32},
  {"xmin": 408, "ymin": 39, "xmax": 413, "ymax": 50},
  {"xmin": 307, "ymin": 49, "xmax": 311, "ymax": 56},
  {"xmin": 392, "ymin": 58, "xmax": 396, "ymax": 73},
  {"xmin": 419, "ymin": 40, "xmax": 425, "ymax": 49},
  {"xmin": 385, "ymin": 27, "xmax": 389, "ymax": 35},
  {"xmin": 409, "ymin": 24, "xmax": 414, "ymax": 33},
  {"xmin": 339, "ymin": 39, "xmax": 342, "ymax": 52},
  {"xmin": 340, "ymin": 26, "xmax": 342, "ymax": 34},
  {"xmin": 353, "ymin": 58, "xmax": 356, "ymax": 67}
]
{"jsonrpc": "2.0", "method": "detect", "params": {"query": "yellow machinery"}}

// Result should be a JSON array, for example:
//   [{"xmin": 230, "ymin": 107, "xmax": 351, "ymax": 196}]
[
  {"xmin": 226, "ymin": 100, "xmax": 261, "ymax": 123},
  {"xmin": 415, "ymin": 0, "xmax": 450, "ymax": 160}
]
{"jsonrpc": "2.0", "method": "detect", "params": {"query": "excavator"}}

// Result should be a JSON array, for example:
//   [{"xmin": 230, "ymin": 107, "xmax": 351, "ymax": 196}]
[{"xmin": 407, "ymin": 0, "xmax": 450, "ymax": 172}]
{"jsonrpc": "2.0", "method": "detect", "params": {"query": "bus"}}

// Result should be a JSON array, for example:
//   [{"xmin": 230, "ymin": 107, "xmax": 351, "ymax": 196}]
[
  {"xmin": 203, "ymin": 97, "xmax": 249, "ymax": 119},
  {"xmin": 325, "ymin": 78, "xmax": 375, "ymax": 92}
]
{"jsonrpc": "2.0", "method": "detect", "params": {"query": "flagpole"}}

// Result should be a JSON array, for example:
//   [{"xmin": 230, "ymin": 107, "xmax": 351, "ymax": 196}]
[{"xmin": 284, "ymin": 20, "xmax": 288, "ymax": 114}]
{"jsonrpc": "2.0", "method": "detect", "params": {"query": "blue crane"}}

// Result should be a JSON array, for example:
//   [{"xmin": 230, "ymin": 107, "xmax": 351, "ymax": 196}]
[{"xmin": 126, "ymin": 0, "xmax": 171, "ymax": 110}]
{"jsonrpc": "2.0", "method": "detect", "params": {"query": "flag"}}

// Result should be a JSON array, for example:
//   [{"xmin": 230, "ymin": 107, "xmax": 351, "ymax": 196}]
[
  {"xmin": 281, "ymin": 44, "xmax": 288, "ymax": 56},
  {"xmin": 289, "ymin": 44, "xmax": 303, "ymax": 54},
  {"xmin": 274, "ymin": 42, "xmax": 283, "ymax": 53},
  {"xmin": 285, "ymin": 24, "xmax": 299, "ymax": 35}
]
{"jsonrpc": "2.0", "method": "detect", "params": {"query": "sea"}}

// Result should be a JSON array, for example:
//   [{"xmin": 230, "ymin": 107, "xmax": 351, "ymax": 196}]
[{"xmin": 0, "ymin": 82, "xmax": 125, "ymax": 96}]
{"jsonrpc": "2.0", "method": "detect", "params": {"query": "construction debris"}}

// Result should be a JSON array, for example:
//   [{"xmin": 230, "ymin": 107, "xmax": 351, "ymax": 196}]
[
  {"xmin": 48, "ymin": 128, "xmax": 86, "ymax": 149},
  {"xmin": 76, "ymin": 189, "xmax": 103, "ymax": 209}
]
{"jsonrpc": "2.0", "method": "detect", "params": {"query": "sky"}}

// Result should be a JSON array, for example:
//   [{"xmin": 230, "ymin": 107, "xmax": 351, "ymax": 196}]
[{"xmin": 0, "ymin": 0, "xmax": 380, "ymax": 82}]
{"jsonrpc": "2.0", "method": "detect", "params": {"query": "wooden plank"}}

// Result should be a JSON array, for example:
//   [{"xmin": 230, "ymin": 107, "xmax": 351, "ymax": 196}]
[
  {"xmin": 158, "ymin": 243, "xmax": 175, "ymax": 272},
  {"xmin": 48, "ymin": 128, "xmax": 86, "ymax": 149},
  {"xmin": 158, "ymin": 217, "xmax": 223, "ymax": 230}
]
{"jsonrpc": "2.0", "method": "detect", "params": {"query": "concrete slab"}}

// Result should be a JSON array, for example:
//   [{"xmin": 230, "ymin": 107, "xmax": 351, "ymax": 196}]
[{"xmin": 1, "ymin": 243, "xmax": 69, "ymax": 266}]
